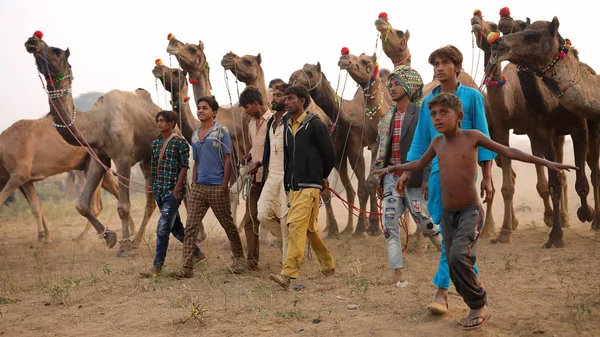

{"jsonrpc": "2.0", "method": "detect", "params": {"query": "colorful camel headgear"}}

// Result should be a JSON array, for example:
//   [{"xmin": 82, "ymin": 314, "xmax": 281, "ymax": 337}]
[{"xmin": 387, "ymin": 65, "xmax": 424, "ymax": 105}]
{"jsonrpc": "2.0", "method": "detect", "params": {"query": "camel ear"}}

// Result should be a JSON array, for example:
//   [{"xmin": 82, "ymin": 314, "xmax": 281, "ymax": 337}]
[
  {"xmin": 65, "ymin": 48, "xmax": 70, "ymax": 59},
  {"xmin": 526, "ymin": 17, "xmax": 531, "ymax": 26},
  {"xmin": 549, "ymin": 16, "xmax": 560, "ymax": 35},
  {"xmin": 182, "ymin": 69, "xmax": 188, "ymax": 78},
  {"xmin": 256, "ymin": 53, "xmax": 262, "ymax": 65},
  {"xmin": 371, "ymin": 53, "xmax": 377, "ymax": 62},
  {"xmin": 405, "ymin": 29, "xmax": 410, "ymax": 41},
  {"xmin": 198, "ymin": 41, "xmax": 204, "ymax": 51},
  {"xmin": 316, "ymin": 62, "xmax": 321, "ymax": 73}
]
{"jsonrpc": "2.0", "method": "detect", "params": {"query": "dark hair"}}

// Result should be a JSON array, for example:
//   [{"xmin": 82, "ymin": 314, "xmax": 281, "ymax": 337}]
[
  {"xmin": 197, "ymin": 95, "xmax": 219, "ymax": 111},
  {"xmin": 274, "ymin": 82, "xmax": 290, "ymax": 92},
  {"xmin": 427, "ymin": 93, "xmax": 463, "ymax": 113},
  {"xmin": 269, "ymin": 78, "xmax": 286, "ymax": 88},
  {"xmin": 156, "ymin": 110, "xmax": 178, "ymax": 124},
  {"xmin": 239, "ymin": 86, "xmax": 263, "ymax": 107},
  {"xmin": 428, "ymin": 45, "xmax": 463, "ymax": 77},
  {"xmin": 285, "ymin": 85, "xmax": 311, "ymax": 110}
]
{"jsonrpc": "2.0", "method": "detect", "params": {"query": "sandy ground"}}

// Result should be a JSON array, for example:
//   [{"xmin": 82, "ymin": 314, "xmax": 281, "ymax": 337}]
[{"xmin": 1, "ymin": 137, "xmax": 599, "ymax": 336}]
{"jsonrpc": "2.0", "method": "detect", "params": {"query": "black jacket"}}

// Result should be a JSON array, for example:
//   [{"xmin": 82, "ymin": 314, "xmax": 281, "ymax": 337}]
[
  {"xmin": 260, "ymin": 113, "xmax": 291, "ymax": 184},
  {"xmin": 381, "ymin": 102, "xmax": 431, "ymax": 188},
  {"xmin": 283, "ymin": 112, "xmax": 335, "ymax": 191}
]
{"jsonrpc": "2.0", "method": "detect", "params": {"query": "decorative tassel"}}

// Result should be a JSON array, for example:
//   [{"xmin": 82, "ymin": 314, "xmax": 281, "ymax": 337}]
[
  {"xmin": 183, "ymin": 97, "xmax": 190, "ymax": 102},
  {"xmin": 473, "ymin": 9, "xmax": 482, "ymax": 16},
  {"xmin": 378, "ymin": 12, "xmax": 388, "ymax": 20},
  {"xmin": 499, "ymin": 7, "xmax": 511, "ymax": 18},
  {"xmin": 155, "ymin": 59, "xmax": 163, "ymax": 66},
  {"xmin": 33, "ymin": 30, "xmax": 44, "ymax": 39},
  {"xmin": 189, "ymin": 79, "xmax": 199, "ymax": 84},
  {"xmin": 487, "ymin": 32, "xmax": 500, "ymax": 44},
  {"xmin": 167, "ymin": 33, "xmax": 175, "ymax": 40},
  {"xmin": 559, "ymin": 51, "xmax": 566, "ymax": 59},
  {"xmin": 341, "ymin": 47, "xmax": 350, "ymax": 55}
]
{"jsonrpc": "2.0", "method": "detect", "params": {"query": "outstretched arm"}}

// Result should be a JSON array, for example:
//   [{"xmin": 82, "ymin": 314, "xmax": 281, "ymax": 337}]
[
  {"xmin": 374, "ymin": 141, "xmax": 437, "ymax": 175},
  {"xmin": 473, "ymin": 131, "xmax": 578, "ymax": 172}
]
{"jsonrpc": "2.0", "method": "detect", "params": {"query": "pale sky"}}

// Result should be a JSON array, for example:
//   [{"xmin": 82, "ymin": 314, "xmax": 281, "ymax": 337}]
[{"xmin": 0, "ymin": 0, "xmax": 595, "ymax": 136}]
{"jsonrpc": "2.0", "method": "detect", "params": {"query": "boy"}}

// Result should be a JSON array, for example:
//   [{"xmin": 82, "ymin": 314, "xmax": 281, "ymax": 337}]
[
  {"xmin": 374, "ymin": 66, "xmax": 442, "ymax": 288},
  {"xmin": 172, "ymin": 96, "xmax": 245, "ymax": 278},
  {"xmin": 376, "ymin": 93, "xmax": 576, "ymax": 330},
  {"xmin": 268, "ymin": 85, "xmax": 336, "ymax": 289},
  {"xmin": 140, "ymin": 110, "xmax": 202, "ymax": 277}
]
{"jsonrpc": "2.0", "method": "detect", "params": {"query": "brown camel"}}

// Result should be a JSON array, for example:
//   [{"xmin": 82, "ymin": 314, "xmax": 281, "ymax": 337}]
[
  {"xmin": 471, "ymin": 10, "xmax": 596, "ymax": 246},
  {"xmin": 374, "ymin": 12, "xmax": 497, "ymax": 237},
  {"xmin": 337, "ymin": 50, "xmax": 396, "ymax": 235},
  {"xmin": 0, "ymin": 116, "xmax": 127, "ymax": 243},
  {"xmin": 25, "ymin": 32, "xmax": 157, "ymax": 256},
  {"xmin": 290, "ymin": 62, "xmax": 383, "ymax": 237},
  {"xmin": 490, "ymin": 14, "xmax": 600, "ymax": 241}
]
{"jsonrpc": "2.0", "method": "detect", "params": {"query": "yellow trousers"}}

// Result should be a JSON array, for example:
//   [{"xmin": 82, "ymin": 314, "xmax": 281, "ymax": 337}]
[{"xmin": 282, "ymin": 188, "xmax": 335, "ymax": 279}]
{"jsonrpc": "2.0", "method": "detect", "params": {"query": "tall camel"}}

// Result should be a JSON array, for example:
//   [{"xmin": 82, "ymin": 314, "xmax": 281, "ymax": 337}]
[
  {"xmin": 374, "ymin": 12, "xmax": 498, "ymax": 236},
  {"xmin": 471, "ymin": 10, "xmax": 595, "ymax": 245},
  {"xmin": 337, "ymin": 49, "xmax": 395, "ymax": 236},
  {"xmin": 490, "ymin": 13, "xmax": 600, "ymax": 237},
  {"xmin": 0, "ymin": 115, "xmax": 126, "ymax": 243},
  {"xmin": 290, "ymin": 63, "xmax": 381, "ymax": 237},
  {"xmin": 25, "ymin": 32, "xmax": 157, "ymax": 256},
  {"xmin": 164, "ymin": 36, "xmax": 251, "ymax": 228}
]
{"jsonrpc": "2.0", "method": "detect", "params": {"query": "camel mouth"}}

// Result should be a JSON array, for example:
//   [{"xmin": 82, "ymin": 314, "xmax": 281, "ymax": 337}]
[
  {"xmin": 338, "ymin": 59, "xmax": 351, "ymax": 70},
  {"xmin": 152, "ymin": 67, "xmax": 165, "ymax": 78},
  {"xmin": 491, "ymin": 42, "xmax": 510, "ymax": 63},
  {"xmin": 374, "ymin": 19, "xmax": 388, "ymax": 31},
  {"xmin": 166, "ymin": 44, "xmax": 181, "ymax": 55},
  {"xmin": 471, "ymin": 23, "xmax": 482, "ymax": 33},
  {"xmin": 220, "ymin": 58, "xmax": 234, "ymax": 69},
  {"xmin": 25, "ymin": 38, "xmax": 40, "ymax": 53}
]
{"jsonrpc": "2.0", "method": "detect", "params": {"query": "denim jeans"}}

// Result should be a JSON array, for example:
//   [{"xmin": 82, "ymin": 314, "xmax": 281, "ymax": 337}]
[
  {"xmin": 382, "ymin": 174, "xmax": 439, "ymax": 270},
  {"xmin": 154, "ymin": 193, "xmax": 200, "ymax": 269}
]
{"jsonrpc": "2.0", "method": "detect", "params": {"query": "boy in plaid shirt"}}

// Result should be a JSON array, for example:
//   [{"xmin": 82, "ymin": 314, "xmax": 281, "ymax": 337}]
[{"xmin": 140, "ymin": 110, "xmax": 201, "ymax": 277}]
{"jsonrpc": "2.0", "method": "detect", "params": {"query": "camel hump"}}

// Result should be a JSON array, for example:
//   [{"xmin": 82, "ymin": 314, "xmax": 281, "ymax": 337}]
[
  {"xmin": 379, "ymin": 68, "xmax": 391, "ymax": 80},
  {"xmin": 134, "ymin": 88, "xmax": 152, "ymax": 101}
]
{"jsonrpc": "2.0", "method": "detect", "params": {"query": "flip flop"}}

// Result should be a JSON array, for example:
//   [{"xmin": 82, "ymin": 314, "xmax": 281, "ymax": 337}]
[
  {"xmin": 462, "ymin": 314, "xmax": 492, "ymax": 330},
  {"xmin": 427, "ymin": 302, "xmax": 448, "ymax": 315}
]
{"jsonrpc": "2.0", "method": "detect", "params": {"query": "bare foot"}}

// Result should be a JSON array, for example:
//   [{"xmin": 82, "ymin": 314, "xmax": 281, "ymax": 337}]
[
  {"xmin": 391, "ymin": 269, "xmax": 406, "ymax": 283},
  {"xmin": 426, "ymin": 288, "xmax": 449, "ymax": 314},
  {"xmin": 463, "ymin": 306, "xmax": 491, "ymax": 330}
]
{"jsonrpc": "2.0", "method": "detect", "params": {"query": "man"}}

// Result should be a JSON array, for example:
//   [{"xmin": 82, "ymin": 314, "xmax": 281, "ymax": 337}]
[
  {"xmin": 172, "ymin": 96, "xmax": 245, "ymax": 278},
  {"xmin": 372, "ymin": 66, "xmax": 442, "ymax": 288},
  {"xmin": 239, "ymin": 86, "xmax": 273, "ymax": 270},
  {"xmin": 247, "ymin": 81, "xmax": 292, "ymax": 265},
  {"xmin": 141, "ymin": 110, "xmax": 202, "ymax": 277},
  {"xmin": 398, "ymin": 46, "xmax": 497, "ymax": 314},
  {"xmin": 269, "ymin": 85, "xmax": 336, "ymax": 289}
]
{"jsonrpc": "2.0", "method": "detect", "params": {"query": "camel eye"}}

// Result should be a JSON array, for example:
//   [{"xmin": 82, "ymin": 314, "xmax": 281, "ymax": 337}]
[
  {"xmin": 186, "ymin": 46, "xmax": 197, "ymax": 54},
  {"xmin": 523, "ymin": 31, "xmax": 541, "ymax": 43}
]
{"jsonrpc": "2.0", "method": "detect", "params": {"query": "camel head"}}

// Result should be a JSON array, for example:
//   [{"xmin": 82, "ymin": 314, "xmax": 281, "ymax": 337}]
[
  {"xmin": 492, "ymin": 17, "xmax": 568, "ymax": 75},
  {"xmin": 338, "ymin": 48, "xmax": 379, "ymax": 87},
  {"xmin": 221, "ymin": 52, "xmax": 263, "ymax": 84},
  {"xmin": 24, "ymin": 31, "xmax": 72, "ymax": 85},
  {"xmin": 471, "ymin": 9, "xmax": 499, "ymax": 52},
  {"xmin": 165, "ymin": 33, "xmax": 208, "ymax": 76},
  {"xmin": 289, "ymin": 63, "xmax": 324, "ymax": 92},
  {"xmin": 374, "ymin": 12, "xmax": 410, "ymax": 66},
  {"xmin": 268, "ymin": 78, "xmax": 287, "ymax": 91},
  {"xmin": 497, "ymin": 7, "xmax": 531, "ymax": 35},
  {"xmin": 152, "ymin": 59, "xmax": 188, "ymax": 97}
]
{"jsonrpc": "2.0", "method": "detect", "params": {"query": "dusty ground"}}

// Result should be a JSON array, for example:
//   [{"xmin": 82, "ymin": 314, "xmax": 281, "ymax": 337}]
[{"xmin": 1, "ymin": 138, "xmax": 600, "ymax": 337}]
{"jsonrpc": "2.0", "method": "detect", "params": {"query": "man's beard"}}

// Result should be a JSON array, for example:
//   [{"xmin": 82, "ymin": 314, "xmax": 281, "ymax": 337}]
[{"xmin": 271, "ymin": 101, "xmax": 286, "ymax": 112}]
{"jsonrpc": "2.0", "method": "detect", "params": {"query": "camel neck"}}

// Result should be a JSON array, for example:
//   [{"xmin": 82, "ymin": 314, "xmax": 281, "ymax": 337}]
[
  {"xmin": 309, "ymin": 78, "xmax": 339, "ymax": 123},
  {"xmin": 243, "ymin": 70, "xmax": 270, "ymax": 110},
  {"xmin": 46, "ymin": 78, "xmax": 92, "ymax": 147},
  {"xmin": 364, "ymin": 77, "xmax": 385, "ymax": 119},
  {"xmin": 189, "ymin": 70, "xmax": 212, "ymax": 106},
  {"xmin": 171, "ymin": 88, "xmax": 199, "ymax": 143},
  {"xmin": 392, "ymin": 49, "xmax": 411, "ymax": 67}
]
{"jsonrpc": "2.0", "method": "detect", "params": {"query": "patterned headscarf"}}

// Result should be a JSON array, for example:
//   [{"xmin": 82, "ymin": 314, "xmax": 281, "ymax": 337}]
[{"xmin": 386, "ymin": 65, "xmax": 424, "ymax": 106}]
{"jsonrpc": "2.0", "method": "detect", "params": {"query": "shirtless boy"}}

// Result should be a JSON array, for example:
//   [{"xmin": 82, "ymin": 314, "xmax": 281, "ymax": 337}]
[{"xmin": 374, "ymin": 93, "xmax": 577, "ymax": 330}]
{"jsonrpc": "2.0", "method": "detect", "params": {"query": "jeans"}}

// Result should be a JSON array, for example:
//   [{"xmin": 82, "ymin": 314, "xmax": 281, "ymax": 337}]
[
  {"xmin": 154, "ymin": 193, "xmax": 200, "ymax": 269},
  {"xmin": 382, "ymin": 174, "xmax": 439, "ymax": 269}
]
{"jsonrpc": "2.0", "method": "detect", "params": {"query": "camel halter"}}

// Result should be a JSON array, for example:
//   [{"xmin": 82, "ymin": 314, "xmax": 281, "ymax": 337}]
[{"xmin": 300, "ymin": 68, "xmax": 323, "ymax": 91}]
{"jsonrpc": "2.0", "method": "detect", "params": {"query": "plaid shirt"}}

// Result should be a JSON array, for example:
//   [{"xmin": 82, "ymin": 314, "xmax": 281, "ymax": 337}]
[
  {"xmin": 151, "ymin": 133, "xmax": 190, "ymax": 199},
  {"xmin": 389, "ymin": 110, "xmax": 405, "ymax": 176}
]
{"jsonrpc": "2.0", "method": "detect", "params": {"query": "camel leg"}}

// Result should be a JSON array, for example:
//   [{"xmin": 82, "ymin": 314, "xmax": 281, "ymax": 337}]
[
  {"xmin": 0, "ymin": 174, "xmax": 26, "ymax": 210},
  {"xmin": 75, "ymin": 182, "xmax": 103, "ymax": 241},
  {"xmin": 553, "ymin": 136, "xmax": 571, "ymax": 228},
  {"xmin": 18, "ymin": 182, "xmax": 50, "ymax": 243},
  {"xmin": 348, "ymin": 148, "xmax": 369, "ymax": 237},
  {"xmin": 569, "ymin": 127, "xmax": 593, "ymax": 224},
  {"xmin": 131, "ymin": 158, "xmax": 157, "ymax": 249},
  {"xmin": 544, "ymin": 138, "xmax": 565, "ymax": 248},
  {"xmin": 366, "ymin": 147, "xmax": 382, "ymax": 236},
  {"xmin": 491, "ymin": 129, "xmax": 517, "ymax": 244},
  {"xmin": 74, "ymin": 159, "xmax": 117, "ymax": 248},
  {"xmin": 586, "ymin": 121, "xmax": 600, "ymax": 230},
  {"xmin": 323, "ymin": 154, "xmax": 345, "ymax": 238},
  {"xmin": 338, "ymin": 156, "xmax": 359, "ymax": 236},
  {"xmin": 111, "ymin": 159, "xmax": 134, "ymax": 257},
  {"xmin": 529, "ymin": 136, "xmax": 554, "ymax": 226}
]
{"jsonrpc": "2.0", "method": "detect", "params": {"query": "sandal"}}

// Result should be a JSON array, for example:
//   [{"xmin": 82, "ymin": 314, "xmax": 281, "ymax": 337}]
[{"xmin": 462, "ymin": 314, "xmax": 491, "ymax": 330}]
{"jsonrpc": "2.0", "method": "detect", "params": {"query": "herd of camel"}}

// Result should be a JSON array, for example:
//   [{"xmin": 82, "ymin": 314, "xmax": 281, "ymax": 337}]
[{"xmin": 1, "ymin": 8, "xmax": 600, "ymax": 257}]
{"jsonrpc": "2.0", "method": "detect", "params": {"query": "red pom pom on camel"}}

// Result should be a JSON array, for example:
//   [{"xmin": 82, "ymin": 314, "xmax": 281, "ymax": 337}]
[
  {"xmin": 499, "ymin": 7, "xmax": 511, "ymax": 18},
  {"xmin": 341, "ymin": 47, "xmax": 350, "ymax": 55},
  {"xmin": 155, "ymin": 59, "xmax": 163, "ymax": 66},
  {"xmin": 33, "ymin": 30, "xmax": 43, "ymax": 39},
  {"xmin": 378, "ymin": 12, "xmax": 388, "ymax": 20},
  {"xmin": 167, "ymin": 33, "xmax": 175, "ymax": 40},
  {"xmin": 473, "ymin": 9, "xmax": 482, "ymax": 16}
]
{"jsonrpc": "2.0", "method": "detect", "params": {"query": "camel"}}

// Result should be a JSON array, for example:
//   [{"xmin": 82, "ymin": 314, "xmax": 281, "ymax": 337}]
[
  {"xmin": 164, "ymin": 35, "xmax": 252, "ymax": 228},
  {"xmin": 290, "ymin": 62, "xmax": 384, "ymax": 237},
  {"xmin": 0, "ymin": 115, "xmax": 126, "ymax": 243},
  {"xmin": 492, "ymin": 17, "xmax": 600, "ymax": 121},
  {"xmin": 337, "ymin": 49, "xmax": 396, "ymax": 234},
  {"xmin": 25, "ymin": 31, "xmax": 157, "ymax": 256},
  {"xmin": 489, "ymin": 13, "xmax": 600, "ymax": 242},
  {"xmin": 374, "ymin": 12, "xmax": 498, "ymax": 237},
  {"xmin": 470, "ymin": 10, "xmax": 597, "ymax": 246}
]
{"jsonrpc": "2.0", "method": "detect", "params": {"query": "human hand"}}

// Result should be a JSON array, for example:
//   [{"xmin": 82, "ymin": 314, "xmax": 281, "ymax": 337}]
[
  {"xmin": 321, "ymin": 178, "xmax": 329, "ymax": 192},
  {"xmin": 395, "ymin": 174, "xmax": 408, "ymax": 195},
  {"xmin": 480, "ymin": 177, "xmax": 494, "ymax": 204},
  {"xmin": 173, "ymin": 186, "xmax": 182, "ymax": 200},
  {"xmin": 421, "ymin": 181, "xmax": 428, "ymax": 201},
  {"xmin": 243, "ymin": 153, "xmax": 252, "ymax": 163},
  {"xmin": 547, "ymin": 161, "xmax": 578, "ymax": 172},
  {"xmin": 247, "ymin": 161, "xmax": 260, "ymax": 175},
  {"xmin": 372, "ymin": 167, "xmax": 389, "ymax": 179},
  {"xmin": 221, "ymin": 183, "xmax": 229, "ymax": 192}
]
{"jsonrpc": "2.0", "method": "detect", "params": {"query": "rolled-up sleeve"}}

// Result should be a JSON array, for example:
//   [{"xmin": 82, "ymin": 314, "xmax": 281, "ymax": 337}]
[{"xmin": 177, "ymin": 139, "xmax": 190, "ymax": 169}]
